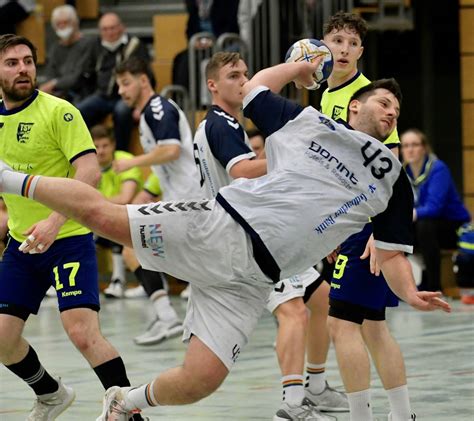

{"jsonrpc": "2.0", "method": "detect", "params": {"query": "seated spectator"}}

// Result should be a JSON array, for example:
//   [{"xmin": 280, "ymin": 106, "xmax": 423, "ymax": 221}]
[
  {"xmin": 401, "ymin": 128, "xmax": 471, "ymax": 292},
  {"xmin": 77, "ymin": 12, "xmax": 150, "ymax": 151},
  {"xmin": 172, "ymin": 0, "xmax": 240, "ymax": 90},
  {"xmin": 91, "ymin": 124, "xmax": 144, "ymax": 298},
  {"xmin": 0, "ymin": 0, "xmax": 35, "ymax": 35},
  {"xmin": 39, "ymin": 5, "xmax": 93, "ymax": 104}
]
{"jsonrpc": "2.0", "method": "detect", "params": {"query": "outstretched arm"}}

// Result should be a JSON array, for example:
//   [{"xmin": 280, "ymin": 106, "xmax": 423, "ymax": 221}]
[
  {"xmin": 376, "ymin": 248, "xmax": 451, "ymax": 312},
  {"xmin": 242, "ymin": 58, "xmax": 322, "ymax": 97}
]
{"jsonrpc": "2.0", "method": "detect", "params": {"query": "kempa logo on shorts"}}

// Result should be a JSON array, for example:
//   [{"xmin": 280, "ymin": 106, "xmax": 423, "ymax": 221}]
[
  {"xmin": 139, "ymin": 224, "xmax": 165, "ymax": 257},
  {"xmin": 61, "ymin": 290, "xmax": 82, "ymax": 297},
  {"xmin": 17, "ymin": 122, "xmax": 34, "ymax": 143},
  {"xmin": 137, "ymin": 201, "xmax": 211, "ymax": 215}
]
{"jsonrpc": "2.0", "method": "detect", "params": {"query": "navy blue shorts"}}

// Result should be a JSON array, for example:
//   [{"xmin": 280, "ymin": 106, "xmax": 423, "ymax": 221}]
[
  {"xmin": 0, "ymin": 233, "xmax": 100, "ymax": 320},
  {"xmin": 329, "ymin": 251, "xmax": 399, "ymax": 311}
]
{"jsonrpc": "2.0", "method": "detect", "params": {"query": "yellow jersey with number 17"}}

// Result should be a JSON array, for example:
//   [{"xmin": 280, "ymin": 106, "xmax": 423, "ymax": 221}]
[
  {"xmin": 320, "ymin": 71, "xmax": 399, "ymax": 147},
  {"xmin": 0, "ymin": 90, "xmax": 96, "ymax": 242}
]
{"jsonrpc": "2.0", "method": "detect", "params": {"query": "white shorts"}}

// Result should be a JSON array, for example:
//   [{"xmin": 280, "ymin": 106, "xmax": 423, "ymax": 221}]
[
  {"xmin": 266, "ymin": 267, "xmax": 321, "ymax": 313},
  {"xmin": 127, "ymin": 199, "xmax": 273, "ymax": 369}
]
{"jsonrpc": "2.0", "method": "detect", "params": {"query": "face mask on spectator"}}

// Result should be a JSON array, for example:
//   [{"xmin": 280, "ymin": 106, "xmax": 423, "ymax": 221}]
[
  {"xmin": 101, "ymin": 35, "xmax": 127, "ymax": 52},
  {"xmin": 55, "ymin": 26, "xmax": 74, "ymax": 40}
]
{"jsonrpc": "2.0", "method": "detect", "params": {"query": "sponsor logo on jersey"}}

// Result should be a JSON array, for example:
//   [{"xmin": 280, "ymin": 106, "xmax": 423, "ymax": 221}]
[
  {"xmin": 0, "ymin": 122, "xmax": 4, "ymax": 129},
  {"xmin": 318, "ymin": 116, "xmax": 335, "ymax": 131},
  {"xmin": 17, "ymin": 122, "xmax": 34, "ymax": 143},
  {"xmin": 332, "ymin": 105, "xmax": 344, "ymax": 120},
  {"xmin": 306, "ymin": 141, "xmax": 358, "ymax": 188},
  {"xmin": 139, "ymin": 223, "xmax": 165, "ymax": 257},
  {"xmin": 63, "ymin": 113, "xmax": 73, "ymax": 122},
  {"xmin": 314, "ymin": 193, "xmax": 368, "ymax": 234}
]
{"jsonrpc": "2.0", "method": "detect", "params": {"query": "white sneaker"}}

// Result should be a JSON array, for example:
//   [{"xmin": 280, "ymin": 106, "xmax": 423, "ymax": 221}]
[
  {"xmin": 124, "ymin": 285, "xmax": 147, "ymax": 299},
  {"xmin": 134, "ymin": 318, "xmax": 183, "ymax": 346},
  {"xmin": 180, "ymin": 285, "xmax": 191, "ymax": 300},
  {"xmin": 274, "ymin": 398, "xmax": 335, "ymax": 420},
  {"xmin": 104, "ymin": 279, "xmax": 124, "ymax": 299},
  {"xmin": 388, "ymin": 413, "xmax": 417, "ymax": 420},
  {"xmin": 96, "ymin": 386, "xmax": 133, "ymax": 421},
  {"xmin": 305, "ymin": 381, "xmax": 349, "ymax": 412},
  {"xmin": 45, "ymin": 286, "xmax": 56, "ymax": 298},
  {"xmin": 27, "ymin": 377, "xmax": 75, "ymax": 420}
]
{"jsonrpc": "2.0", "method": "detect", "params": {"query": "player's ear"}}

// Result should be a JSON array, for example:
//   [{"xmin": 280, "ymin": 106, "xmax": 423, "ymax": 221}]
[
  {"xmin": 207, "ymin": 78, "xmax": 217, "ymax": 93},
  {"xmin": 348, "ymin": 99, "xmax": 360, "ymax": 115},
  {"xmin": 357, "ymin": 46, "xmax": 364, "ymax": 60}
]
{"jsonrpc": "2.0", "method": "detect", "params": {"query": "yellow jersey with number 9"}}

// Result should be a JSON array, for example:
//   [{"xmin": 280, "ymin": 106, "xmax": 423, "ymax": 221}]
[{"xmin": 0, "ymin": 90, "xmax": 96, "ymax": 242}]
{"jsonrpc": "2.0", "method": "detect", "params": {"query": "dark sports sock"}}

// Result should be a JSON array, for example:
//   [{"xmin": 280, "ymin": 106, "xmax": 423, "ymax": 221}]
[
  {"xmin": 134, "ymin": 267, "xmax": 166, "ymax": 297},
  {"xmin": 5, "ymin": 346, "xmax": 59, "ymax": 395},
  {"xmin": 93, "ymin": 357, "xmax": 131, "ymax": 390}
]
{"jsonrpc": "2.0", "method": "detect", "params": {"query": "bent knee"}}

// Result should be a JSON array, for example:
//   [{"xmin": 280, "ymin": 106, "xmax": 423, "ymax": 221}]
[
  {"xmin": 275, "ymin": 299, "xmax": 309, "ymax": 325},
  {"xmin": 65, "ymin": 323, "xmax": 98, "ymax": 353}
]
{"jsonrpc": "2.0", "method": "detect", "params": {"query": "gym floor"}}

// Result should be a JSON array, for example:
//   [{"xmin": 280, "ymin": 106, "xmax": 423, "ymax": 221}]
[{"xmin": 1, "ymin": 296, "xmax": 473, "ymax": 420}]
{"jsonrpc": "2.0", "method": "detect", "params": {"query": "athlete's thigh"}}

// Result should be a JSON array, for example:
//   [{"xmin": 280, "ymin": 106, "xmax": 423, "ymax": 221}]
[
  {"xmin": 183, "ymin": 279, "xmax": 271, "ymax": 371},
  {"xmin": 0, "ymin": 236, "xmax": 51, "ymax": 317},
  {"xmin": 46, "ymin": 234, "xmax": 100, "ymax": 312},
  {"xmin": 128, "ymin": 200, "xmax": 257, "ymax": 287}
]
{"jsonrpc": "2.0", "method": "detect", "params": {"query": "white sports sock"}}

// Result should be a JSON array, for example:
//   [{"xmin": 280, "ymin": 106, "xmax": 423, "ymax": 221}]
[
  {"xmin": 150, "ymin": 290, "xmax": 178, "ymax": 321},
  {"xmin": 347, "ymin": 389, "xmax": 373, "ymax": 421},
  {"xmin": 386, "ymin": 384, "xmax": 411, "ymax": 421},
  {"xmin": 305, "ymin": 362, "xmax": 326, "ymax": 394},
  {"xmin": 126, "ymin": 382, "xmax": 160, "ymax": 409},
  {"xmin": 2, "ymin": 170, "xmax": 40, "ymax": 198},
  {"xmin": 111, "ymin": 252, "xmax": 125, "ymax": 282},
  {"xmin": 282, "ymin": 374, "xmax": 305, "ymax": 407}
]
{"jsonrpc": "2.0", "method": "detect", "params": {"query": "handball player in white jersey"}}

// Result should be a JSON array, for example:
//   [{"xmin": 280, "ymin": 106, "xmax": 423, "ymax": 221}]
[
  {"xmin": 0, "ymin": 57, "xmax": 451, "ymax": 420},
  {"xmin": 193, "ymin": 52, "xmax": 346, "ymax": 419}
]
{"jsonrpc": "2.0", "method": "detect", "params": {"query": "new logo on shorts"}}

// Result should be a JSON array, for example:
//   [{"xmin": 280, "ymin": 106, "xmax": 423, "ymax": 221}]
[
  {"xmin": 17, "ymin": 122, "xmax": 34, "ymax": 143},
  {"xmin": 139, "ymin": 224, "xmax": 165, "ymax": 257}
]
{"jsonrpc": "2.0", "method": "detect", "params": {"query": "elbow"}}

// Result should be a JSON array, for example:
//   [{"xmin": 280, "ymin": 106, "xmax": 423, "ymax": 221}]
[{"xmin": 167, "ymin": 149, "xmax": 180, "ymax": 162}]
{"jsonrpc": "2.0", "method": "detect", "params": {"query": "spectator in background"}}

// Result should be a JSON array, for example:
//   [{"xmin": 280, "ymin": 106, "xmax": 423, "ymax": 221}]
[
  {"xmin": 39, "ymin": 5, "xmax": 93, "ymax": 104},
  {"xmin": 0, "ymin": 0, "xmax": 35, "ymax": 35},
  {"xmin": 237, "ymin": 0, "xmax": 262, "ymax": 47},
  {"xmin": 91, "ymin": 124, "xmax": 143, "ymax": 298},
  {"xmin": 401, "ymin": 128, "xmax": 471, "ymax": 292},
  {"xmin": 77, "ymin": 12, "xmax": 149, "ymax": 151},
  {"xmin": 247, "ymin": 128, "xmax": 265, "ymax": 158},
  {"xmin": 172, "ymin": 0, "xmax": 240, "ymax": 90}
]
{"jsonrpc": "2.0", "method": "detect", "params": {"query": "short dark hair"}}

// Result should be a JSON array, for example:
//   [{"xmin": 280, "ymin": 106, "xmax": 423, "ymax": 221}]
[
  {"xmin": 206, "ymin": 52, "xmax": 242, "ymax": 80},
  {"xmin": 0, "ymin": 34, "xmax": 37, "ymax": 64},
  {"xmin": 323, "ymin": 11, "xmax": 368, "ymax": 43},
  {"xmin": 349, "ymin": 78, "xmax": 403, "ymax": 110},
  {"xmin": 90, "ymin": 124, "xmax": 113, "ymax": 141},
  {"xmin": 115, "ymin": 57, "xmax": 153, "ymax": 82}
]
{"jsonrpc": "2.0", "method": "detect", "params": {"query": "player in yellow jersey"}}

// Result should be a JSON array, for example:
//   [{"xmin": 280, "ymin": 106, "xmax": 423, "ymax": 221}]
[
  {"xmin": 0, "ymin": 35, "xmax": 145, "ymax": 421},
  {"xmin": 320, "ymin": 12, "xmax": 416, "ymax": 421},
  {"xmin": 321, "ymin": 12, "xmax": 399, "ymax": 150},
  {"xmin": 91, "ymin": 124, "xmax": 143, "ymax": 298}
]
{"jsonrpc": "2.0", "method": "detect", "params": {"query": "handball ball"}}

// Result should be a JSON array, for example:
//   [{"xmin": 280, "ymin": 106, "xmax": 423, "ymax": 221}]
[{"xmin": 285, "ymin": 38, "xmax": 333, "ymax": 88}]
